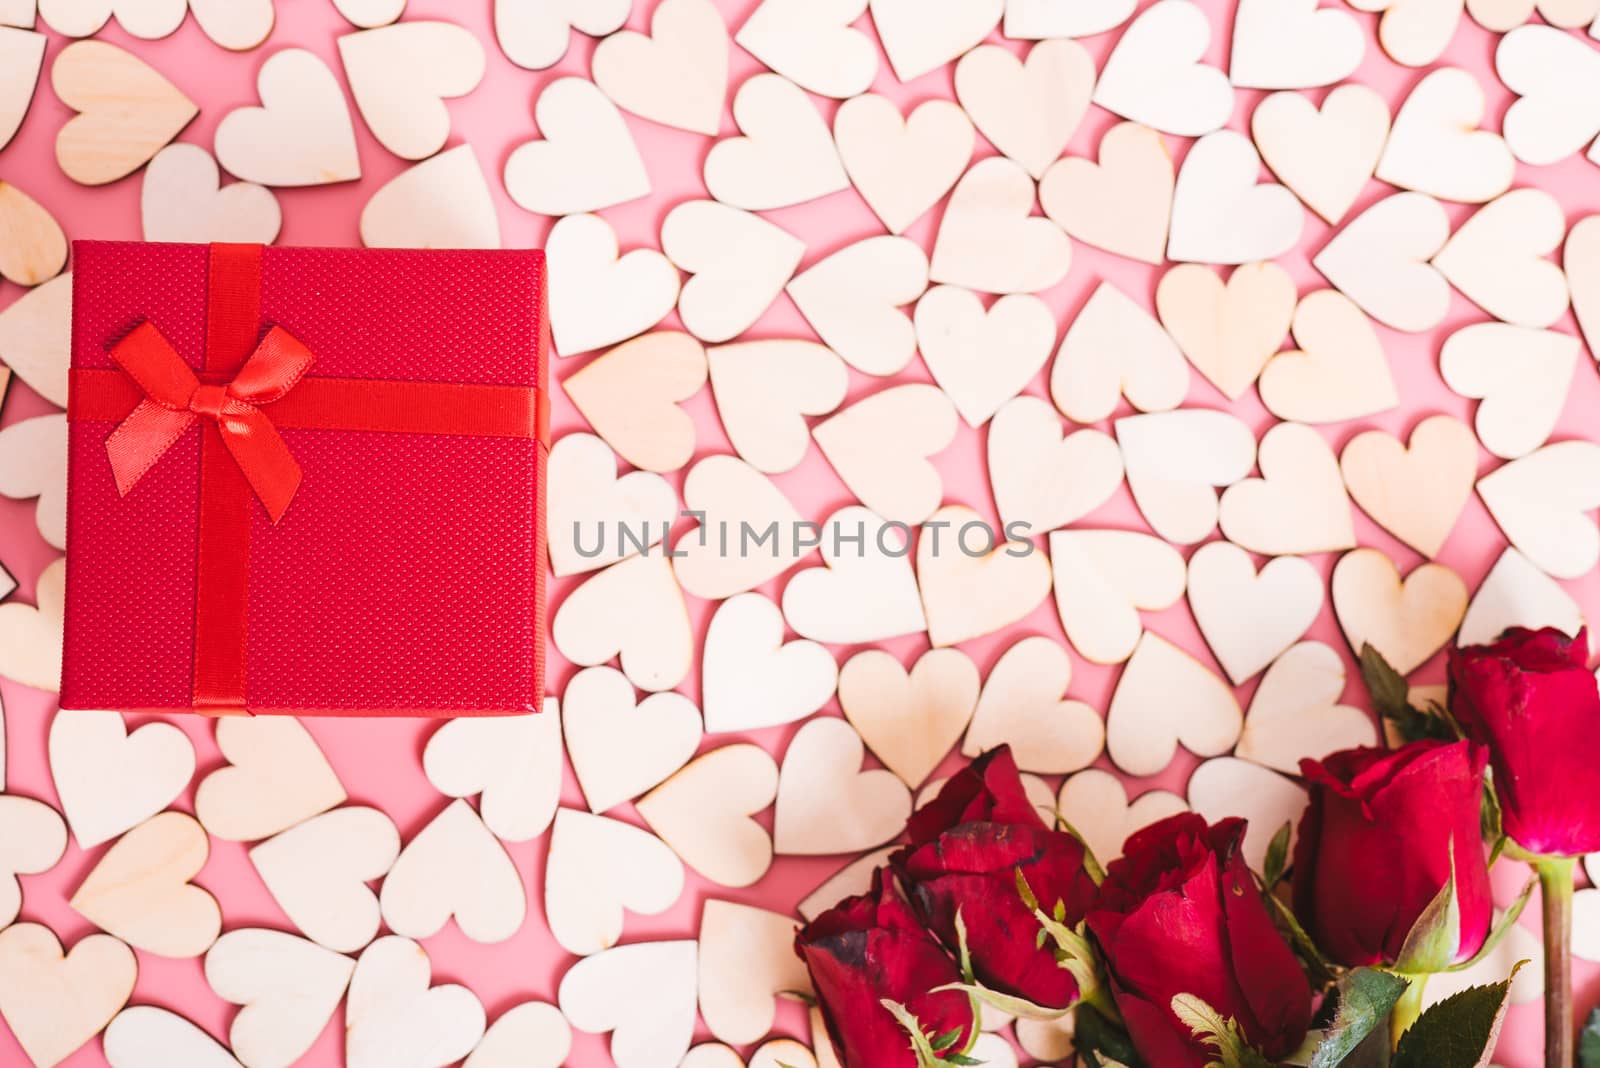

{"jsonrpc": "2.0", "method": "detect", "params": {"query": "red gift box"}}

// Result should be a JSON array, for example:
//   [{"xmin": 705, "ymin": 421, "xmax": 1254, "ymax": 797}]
[{"xmin": 62, "ymin": 241, "xmax": 548, "ymax": 717}]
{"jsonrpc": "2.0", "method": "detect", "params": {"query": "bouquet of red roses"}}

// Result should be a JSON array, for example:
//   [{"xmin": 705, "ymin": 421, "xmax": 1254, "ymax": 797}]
[{"xmin": 795, "ymin": 626, "xmax": 1600, "ymax": 1068}]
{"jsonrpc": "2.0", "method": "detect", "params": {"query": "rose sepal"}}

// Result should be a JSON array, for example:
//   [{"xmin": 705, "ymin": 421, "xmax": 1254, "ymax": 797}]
[
  {"xmin": 1441, "ymin": 876, "xmax": 1535, "ymax": 974},
  {"xmin": 1390, "ymin": 850, "xmax": 1461, "ymax": 975},
  {"xmin": 1013, "ymin": 869, "xmax": 1110, "ymax": 1015},
  {"xmin": 880, "ymin": 999, "xmax": 982, "ymax": 1068},
  {"xmin": 1170, "ymin": 993, "xmax": 1277, "ymax": 1068}
]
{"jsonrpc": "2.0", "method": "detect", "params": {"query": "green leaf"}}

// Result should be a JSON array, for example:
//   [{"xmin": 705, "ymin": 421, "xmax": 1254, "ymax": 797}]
[
  {"xmin": 1359, "ymin": 643, "xmax": 1456, "ymax": 744},
  {"xmin": 933, "ymin": 982, "xmax": 1074, "ymax": 1022},
  {"xmin": 954, "ymin": 910, "xmax": 976, "ymax": 985},
  {"xmin": 1393, "ymin": 848, "xmax": 1461, "ymax": 975},
  {"xmin": 1578, "ymin": 1006, "xmax": 1600, "ymax": 1068},
  {"xmin": 1263, "ymin": 822, "xmax": 1293, "ymax": 890},
  {"xmin": 1076, "ymin": 1002, "xmax": 1145, "ymax": 1068},
  {"xmin": 1171, "ymin": 993, "xmax": 1277, "ymax": 1068},
  {"xmin": 1390, "ymin": 965, "xmax": 1523, "ymax": 1068},
  {"xmin": 1307, "ymin": 969, "xmax": 1410, "ymax": 1068},
  {"xmin": 1446, "ymin": 878, "xmax": 1535, "ymax": 973},
  {"xmin": 881, "ymin": 999, "xmax": 979, "ymax": 1068}
]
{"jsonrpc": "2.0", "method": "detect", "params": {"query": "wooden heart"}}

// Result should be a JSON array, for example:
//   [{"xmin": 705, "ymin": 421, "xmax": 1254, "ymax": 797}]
[
  {"xmin": 1340, "ymin": 415, "xmax": 1477, "ymax": 558},
  {"xmin": 0, "ymin": 556, "xmax": 63, "ymax": 691},
  {"xmin": 1219, "ymin": 421, "xmax": 1356, "ymax": 556},
  {"xmin": 1230, "ymin": 0, "xmax": 1363, "ymax": 90},
  {"xmin": 775, "ymin": 717, "xmax": 912, "ymax": 855},
  {"xmin": 1187, "ymin": 539, "xmax": 1323, "ymax": 685},
  {"xmin": 1565, "ymin": 203, "xmax": 1600, "ymax": 370},
  {"xmin": 930, "ymin": 157, "xmax": 1071, "ymax": 295},
  {"xmin": 360, "ymin": 143, "xmax": 500, "ymax": 250},
  {"xmin": 1235, "ymin": 641, "xmax": 1378, "ymax": 774},
  {"xmin": 1332, "ymin": 548, "xmax": 1468, "ymax": 672},
  {"xmin": 425, "ymin": 697, "xmax": 562, "ymax": 843},
  {"xmin": 142, "ymin": 143, "xmax": 281, "ymax": 245},
  {"xmin": 1349, "ymin": 0, "xmax": 1464, "ymax": 68},
  {"xmin": 1187, "ymin": 757, "xmax": 1309, "ymax": 871},
  {"xmin": 205, "ymin": 928, "xmax": 353, "ymax": 1068},
  {"xmin": 563, "ymin": 330, "xmax": 705, "ymax": 470},
  {"xmin": 50, "ymin": 707, "xmax": 194, "ymax": 848},
  {"xmin": 989, "ymin": 395, "xmax": 1123, "ymax": 536},
  {"xmin": 379, "ymin": 799, "xmax": 525, "ymax": 944},
  {"xmin": 1057, "ymin": 768, "xmax": 1187, "ymax": 865},
  {"xmin": 346, "ymin": 937, "xmax": 485, "ymax": 1068},
  {"xmin": 1376, "ymin": 67, "xmax": 1513, "ymax": 203},
  {"xmin": 564, "ymin": 666, "xmax": 701, "ymax": 813},
  {"xmin": 1107, "ymin": 631, "xmax": 1241, "ymax": 776},
  {"xmin": 214, "ymin": 49, "xmax": 358, "ymax": 187},
  {"xmin": 1168, "ymin": 130, "xmax": 1303, "ymax": 265},
  {"xmin": 558, "ymin": 941, "xmax": 698, "ymax": 1068},
  {"xmin": 838, "ymin": 647, "xmax": 978, "ymax": 788},
  {"xmin": 699, "ymin": 899, "xmax": 813, "ymax": 1045},
  {"xmin": 0, "ymin": 270, "xmax": 69, "ymax": 404},
  {"xmin": 964, "ymin": 635, "xmax": 1105, "ymax": 773},
  {"xmin": 918, "ymin": 504, "xmax": 1053, "ymax": 646},
  {"xmin": 553, "ymin": 553, "xmax": 693, "ymax": 693},
  {"xmin": 544, "ymin": 808, "xmax": 684, "ymax": 957},
  {"xmin": 1039, "ymin": 122, "xmax": 1174, "ymax": 266},
  {"xmin": 338, "ymin": 19, "xmax": 484, "ymax": 160},
  {"xmin": 53, "ymin": 40, "xmax": 195, "ymax": 184},
  {"xmin": 465, "ymin": 1002, "xmax": 572, "ymax": 1068},
  {"xmin": 0, "ymin": 923, "xmax": 135, "ymax": 1068},
  {"xmin": 1313, "ymin": 191, "xmax": 1449, "ymax": 333},
  {"xmin": 546, "ymin": 216, "xmax": 681, "ymax": 357},
  {"xmin": 1473, "ymin": 0, "xmax": 1598, "ymax": 28},
  {"xmin": 705, "ymin": 74, "xmax": 848, "ymax": 211},
  {"xmin": 1050, "ymin": 529, "xmax": 1186, "ymax": 666},
  {"xmin": 1498, "ymin": 24, "xmax": 1600, "ymax": 165},
  {"xmin": 1440, "ymin": 322, "xmax": 1579, "ymax": 461},
  {"xmin": 955, "ymin": 39, "xmax": 1093, "ymax": 179},
  {"xmin": 1116, "ymin": 409, "xmax": 1256, "ymax": 545},
  {"xmin": 787, "ymin": 235, "xmax": 929, "ymax": 376},
  {"xmin": 781, "ymin": 506, "xmax": 927, "ymax": 644},
  {"xmin": 1092, "ymin": 0, "xmax": 1233, "ymax": 136},
  {"xmin": 704, "ymin": 592, "xmax": 837, "ymax": 732},
  {"xmin": 637, "ymin": 744, "xmax": 779, "ymax": 888},
  {"xmin": 1052, "ymin": 280, "xmax": 1188, "ymax": 422},
  {"xmin": 493, "ymin": 0, "xmax": 626, "ymax": 69},
  {"xmin": 1459, "ymin": 547, "xmax": 1584, "ymax": 647},
  {"xmin": 0, "ymin": 27, "xmax": 44, "ymax": 153},
  {"xmin": 194, "ymin": 715, "xmax": 345, "ymax": 843},
  {"xmin": 1434, "ymin": 188, "xmax": 1570, "ymax": 328},
  {"xmin": 71, "ymin": 811, "xmax": 220, "ymax": 958},
  {"xmin": 813, "ymin": 383, "xmax": 957, "ymax": 525},
  {"xmin": 594, "ymin": 0, "xmax": 727, "ymax": 135},
  {"xmin": 248, "ymin": 806, "xmax": 400, "ymax": 953},
  {"xmin": 797, "ymin": 847, "xmax": 897, "ymax": 921},
  {"xmin": 1478, "ymin": 441, "xmax": 1600, "ymax": 579},
  {"xmin": 547, "ymin": 433, "xmax": 676, "ymax": 577},
  {"xmin": 504, "ymin": 78, "xmax": 649, "ymax": 215},
  {"xmin": 917, "ymin": 285, "xmax": 1056, "ymax": 427},
  {"xmin": 333, "ymin": 0, "xmax": 404, "ymax": 27},
  {"xmin": 736, "ymin": 0, "xmax": 876, "ymax": 99},
  {"xmin": 0, "ymin": 179, "xmax": 66, "ymax": 287},
  {"xmin": 1156, "ymin": 261, "xmax": 1296, "ymax": 401},
  {"xmin": 870, "ymin": 0, "xmax": 1001, "ymax": 82},
  {"xmin": 1258, "ymin": 289, "xmax": 1399, "ymax": 424},
  {"xmin": 103, "ymin": 1006, "xmax": 242, "ymax": 1068},
  {"xmin": 0, "ymin": 794, "xmax": 65, "ymax": 927},
  {"xmin": 1005, "ymin": 0, "xmax": 1134, "ymax": 36},
  {"xmin": 707, "ymin": 339, "xmax": 848, "ymax": 474},
  {"xmin": 672, "ymin": 455, "xmax": 811, "ymax": 599},
  {"xmin": 833, "ymin": 96, "xmax": 972, "ymax": 234},
  {"xmin": 38, "ymin": 0, "xmax": 182, "ymax": 36},
  {"xmin": 662, "ymin": 199, "xmax": 805, "ymax": 343},
  {"xmin": 1252, "ymin": 84, "xmax": 1390, "ymax": 226},
  {"xmin": 188, "ymin": 0, "xmax": 274, "ymax": 50},
  {"xmin": 0, "ymin": 412, "xmax": 65, "ymax": 548}
]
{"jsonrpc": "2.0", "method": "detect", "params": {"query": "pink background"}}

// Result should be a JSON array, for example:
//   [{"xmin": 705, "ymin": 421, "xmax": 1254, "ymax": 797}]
[{"xmin": 2, "ymin": 0, "xmax": 1599, "ymax": 1064}]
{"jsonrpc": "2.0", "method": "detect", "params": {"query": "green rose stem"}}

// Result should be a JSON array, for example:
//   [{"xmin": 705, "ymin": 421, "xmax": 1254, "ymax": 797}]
[
  {"xmin": 1538, "ymin": 856, "xmax": 1576, "ymax": 1068},
  {"xmin": 1389, "ymin": 973, "xmax": 1428, "ymax": 1049}
]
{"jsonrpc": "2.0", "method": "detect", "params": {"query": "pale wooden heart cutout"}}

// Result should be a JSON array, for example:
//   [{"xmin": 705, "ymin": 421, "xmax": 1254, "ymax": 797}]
[
  {"xmin": 955, "ymin": 39, "xmax": 1093, "ymax": 179},
  {"xmin": 662, "ymin": 199, "xmax": 805, "ymax": 343},
  {"xmin": 787, "ymin": 235, "xmax": 929, "ymax": 376},
  {"xmin": 554, "ymin": 553, "xmax": 693, "ymax": 693},
  {"xmin": 1050, "ymin": 529, "xmax": 1186, "ymax": 666},
  {"xmin": 736, "ymin": 0, "xmax": 877, "ymax": 99},
  {"xmin": 142, "ymin": 144, "xmax": 281, "ymax": 245},
  {"xmin": 71, "ymin": 811, "xmax": 220, "ymax": 959},
  {"xmin": 188, "ymin": 0, "xmax": 274, "ymax": 51},
  {"xmin": 1376, "ymin": 66, "xmax": 1513, "ymax": 203},
  {"xmin": 775, "ymin": 717, "xmax": 912, "ymax": 856},
  {"xmin": 1219, "ymin": 421, "xmax": 1356, "ymax": 556},
  {"xmin": 547, "ymin": 433, "xmax": 676, "ymax": 577},
  {"xmin": 379, "ymin": 799, "xmax": 525, "ymax": 944},
  {"xmin": 1478, "ymin": 441, "xmax": 1600, "ymax": 579},
  {"xmin": 1566, "ymin": 213, "xmax": 1600, "ymax": 382},
  {"xmin": 346, "ymin": 937, "xmax": 485, "ymax": 1068},
  {"xmin": 505, "ymin": 77, "xmax": 649, "ymax": 216},
  {"xmin": 637, "ymin": 744, "xmax": 778, "ymax": 888},
  {"xmin": 813, "ymin": 383, "xmax": 957, "ymax": 525},
  {"xmin": 782, "ymin": 506, "xmax": 927, "ymax": 644},
  {"xmin": 1230, "ymin": 0, "xmax": 1364, "ymax": 90},
  {"xmin": 1005, "ymin": 0, "xmax": 1135, "ymax": 37},
  {"xmin": 1187, "ymin": 539, "xmax": 1323, "ymax": 685},
  {"xmin": 989, "ymin": 395, "xmax": 1123, "ymax": 536},
  {"xmin": 1440, "ymin": 322, "xmax": 1579, "ymax": 461},
  {"xmin": 707, "ymin": 339, "xmax": 848, "ymax": 474},
  {"xmin": 1459, "ymin": 547, "xmax": 1584, "ymax": 648},
  {"xmin": 1156, "ymin": 261, "xmax": 1296, "ymax": 401},
  {"xmin": 930, "ymin": 157, "xmax": 1071, "ymax": 295},
  {"xmin": 339, "ymin": 20, "xmax": 485, "ymax": 160},
  {"xmin": 248, "ymin": 806, "xmax": 400, "ymax": 953},
  {"xmin": 1498, "ymin": 24, "xmax": 1600, "ymax": 166},
  {"xmin": 839, "ymin": 647, "xmax": 978, "ymax": 788},
  {"xmin": 465, "ymin": 1002, "xmax": 572, "ymax": 1068},
  {"xmin": 563, "ymin": 330, "xmax": 705, "ymax": 470},
  {"xmin": 870, "ymin": 0, "xmax": 1002, "ymax": 82},
  {"xmin": 1187, "ymin": 757, "xmax": 1309, "ymax": 871},
  {"xmin": 49, "ymin": 707, "xmax": 194, "ymax": 848},
  {"xmin": 834, "ymin": 95, "xmax": 973, "ymax": 235},
  {"xmin": 1235, "ymin": 641, "xmax": 1378, "ymax": 774},
  {"xmin": 1092, "ymin": 0, "xmax": 1233, "ymax": 137},
  {"xmin": 699, "ymin": 899, "xmax": 813, "ymax": 1045},
  {"xmin": 1341, "ymin": 414, "xmax": 1477, "ymax": 558},
  {"xmin": 1473, "ymin": 0, "xmax": 1598, "ymax": 29},
  {"xmin": 0, "ymin": 179, "xmax": 66, "ymax": 288},
  {"xmin": 1258, "ymin": 289, "xmax": 1399, "ymax": 424},
  {"xmin": 194, "ymin": 715, "xmax": 345, "ymax": 843},
  {"xmin": 918, "ymin": 285, "xmax": 1056, "ymax": 427},
  {"xmin": 1313, "ymin": 191, "xmax": 1450, "ymax": 333},
  {"xmin": 1253, "ymin": 84, "xmax": 1390, "ymax": 226},
  {"xmin": 53, "ymin": 39, "xmax": 196, "ymax": 185},
  {"xmin": 0, "ymin": 794, "xmax": 65, "ymax": 927},
  {"xmin": 682, "ymin": 1040, "xmax": 822, "ymax": 1068},
  {"xmin": 1107, "ymin": 631, "xmax": 1242, "ymax": 776},
  {"xmin": 0, "ymin": 0, "xmax": 31, "ymax": 28},
  {"xmin": 1332, "ymin": 547, "xmax": 1468, "ymax": 673},
  {"xmin": 1015, "ymin": 1016, "xmax": 1078, "ymax": 1064},
  {"xmin": 214, "ymin": 49, "xmax": 359, "ymax": 187},
  {"xmin": 797, "ymin": 846, "xmax": 897, "ymax": 921},
  {"xmin": 1116, "ymin": 409, "xmax": 1256, "ymax": 545},
  {"xmin": 544, "ymin": 808, "xmax": 684, "ymax": 957},
  {"xmin": 964, "ymin": 635, "xmax": 1105, "ymax": 773},
  {"xmin": 705, "ymin": 74, "xmax": 848, "ymax": 211},
  {"xmin": 595, "ymin": 0, "xmax": 728, "ymax": 134},
  {"xmin": 0, "ymin": 555, "xmax": 63, "ymax": 691},
  {"xmin": 919, "ymin": 504, "xmax": 1053, "ymax": 646},
  {"xmin": 0, "ymin": 267, "xmax": 69, "ymax": 405},
  {"xmin": 546, "ymin": 216, "xmax": 681, "ymax": 357},
  {"xmin": 425, "ymin": 697, "xmax": 562, "ymax": 843},
  {"xmin": 1168, "ymin": 130, "xmax": 1304, "ymax": 265},
  {"xmin": 558, "ymin": 941, "xmax": 698, "ymax": 1068},
  {"xmin": 494, "ymin": 0, "xmax": 627, "ymax": 69},
  {"xmin": 0, "ymin": 923, "xmax": 135, "ymax": 1068},
  {"xmin": 0, "ymin": 27, "xmax": 45, "ymax": 153},
  {"xmin": 0, "ymin": 412, "xmax": 65, "ymax": 548},
  {"xmin": 360, "ymin": 143, "xmax": 500, "ymax": 250},
  {"xmin": 1039, "ymin": 122, "xmax": 1173, "ymax": 266},
  {"xmin": 104, "ymin": 1006, "xmax": 242, "ymax": 1068},
  {"xmin": 564, "ymin": 666, "xmax": 701, "ymax": 813},
  {"xmin": 205, "ymin": 928, "xmax": 354, "ymax": 1068},
  {"xmin": 704, "ymin": 591, "xmax": 837, "ymax": 732},
  {"xmin": 1057, "ymin": 768, "xmax": 1187, "ymax": 866},
  {"xmin": 38, "ymin": 0, "xmax": 182, "ymax": 37},
  {"xmin": 333, "ymin": 0, "xmax": 404, "ymax": 27},
  {"xmin": 1051, "ymin": 280, "xmax": 1188, "ymax": 422},
  {"xmin": 1349, "ymin": 0, "xmax": 1464, "ymax": 69},
  {"xmin": 672, "ymin": 455, "xmax": 813, "ymax": 599},
  {"xmin": 1434, "ymin": 188, "xmax": 1570, "ymax": 328}
]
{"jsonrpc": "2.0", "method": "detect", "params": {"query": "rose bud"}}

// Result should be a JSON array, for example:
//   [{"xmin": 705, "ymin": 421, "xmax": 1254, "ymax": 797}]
[
  {"xmin": 795, "ymin": 868, "xmax": 977, "ymax": 1068},
  {"xmin": 1294, "ymin": 741, "xmax": 1492, "ymax": 969},
  {"xmin": 1450, "ymin": 626, "xmax": 1600, "ymax": 857},
  {"xmin": 1087, "ymin": 814, "xmax": 1312, "ymax": 1068},
  {"xmin": 892, "ymin": 747, "xmax": 1098, "ymax": 1011}
]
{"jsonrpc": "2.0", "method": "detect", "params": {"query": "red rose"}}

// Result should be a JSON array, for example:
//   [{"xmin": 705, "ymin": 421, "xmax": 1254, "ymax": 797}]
[
  {"xmin": 1294, "ymin": 741, "xmax": 1492, "ymax": 968},
  {"xmin": 893, "ymin": 747, "xmax": 1098, "ymax": 1010},
  {"xmin": 1449, "ymin": 627, "xmax": 1600, "ymax": 857},
  {"xmin": 1087, "ymin": 814, "xmax": 1312, "ymax": 1068},
  {"xmin": 795, "ymin": 869, "xmax": 976, "ymax": 1068}
]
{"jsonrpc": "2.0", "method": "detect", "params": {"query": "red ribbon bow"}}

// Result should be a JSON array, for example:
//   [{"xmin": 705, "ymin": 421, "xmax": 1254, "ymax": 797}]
[{"xmin": 106, "ymin": 320, "xmax": 316, "ymax": 523}]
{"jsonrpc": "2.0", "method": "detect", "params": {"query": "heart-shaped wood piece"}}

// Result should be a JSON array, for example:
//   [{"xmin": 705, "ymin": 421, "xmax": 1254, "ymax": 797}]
[
  {"xmin": 544, "ymin": 808, "xmax": 684, "ymax": 957},
  {"xmin": 964, "ymin": 635, "xmax": 1105, "ymax": 773},
  {"xmin": 71, "ymin": 811, "xmax": 221, "ymax": 958},
  {"xmin": 205, "ymin": 927, "xmax": 353, "ymax": 1068},
  {"xmin": 248, "ymin": 806, "xmax": 400, "ymax": 953},
  {"xmin": 424, "ymin": 697, "xmax": 562, "ymax": 843},
  {"xmin": 1107, "ymin": 631, "xmax": 1241, "ymax": 776},
  {"xmin": 563, "ymin": 665, "xmax": 701, "ymax": 813},
  {"xmin": 775, "ymin": 717, "xmax": 911, "ymax": 856},
  {"xmin": 194, "ymin": 715, "xmax": 345, "ymax": 843},
  {"xmin": 52, "ymin": 40, "xmax": 196, "ymax": 185},
  {"xmin": 0, "ymin": 923, "xmax": 136, "ymax": 1068},
  {"xmin": 1235, "ymin": 641, "xmax": 1378, "ymax": 773},
  {"xmin": 637, "ymin": 744, "xmax": 779, "ymax": 889},
  {"xmin": 1332, "ymin": 548, "xmax": 1468, "ymax": 673},
  {"xmin": 379, "ymin": 799, "xmax": 525, "ymax": 944},
  {"xmin": 50, "ymin": 707, "xmax": 194, "ymax": 848},
  {"xmin": 838, "ymin": 647, "xmax": 978, "ymax": 788},
  {"xmin": 346, "ymin": 937, "xmax": 485, "ymax": 1068},
  {"xmin": 214, "ymin": 49, "xmax": 359, "ymax": 187},
  {"xmin": 1340, "ymin": 415, "xmax": 1476, "ymax": 558}
]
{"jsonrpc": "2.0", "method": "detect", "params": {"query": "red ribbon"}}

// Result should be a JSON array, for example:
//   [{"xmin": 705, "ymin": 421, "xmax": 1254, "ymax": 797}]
[{"xmin": 67, "ymin": 244, "xmax": 547, "ymax": 715}]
